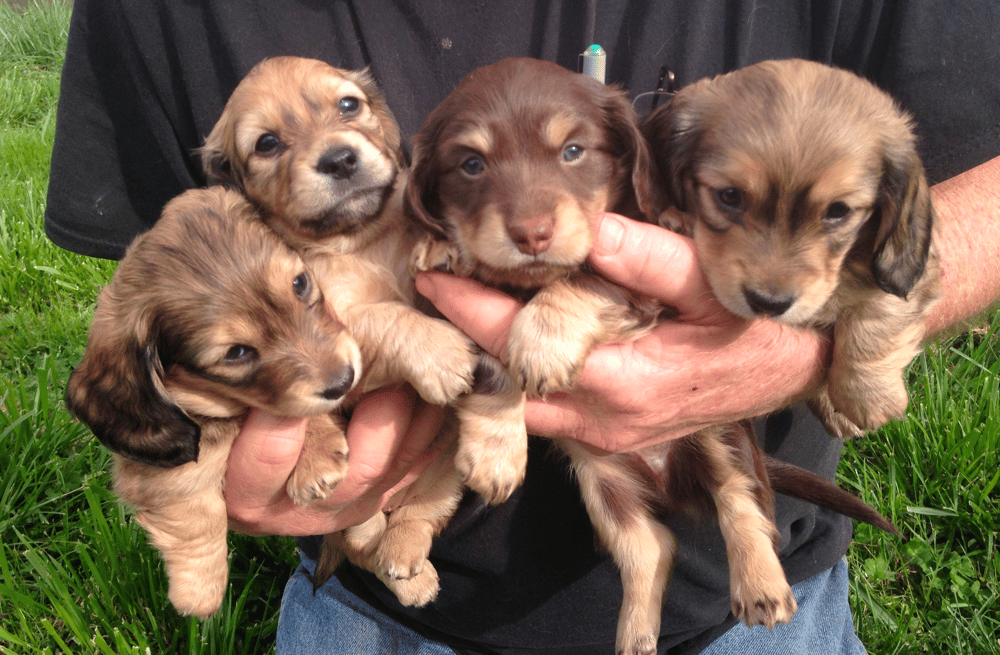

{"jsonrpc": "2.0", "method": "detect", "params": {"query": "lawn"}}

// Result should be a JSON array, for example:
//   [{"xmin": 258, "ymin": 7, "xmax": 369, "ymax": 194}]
[{"xmin": 1, "ymin": 3, "xmax": 997, "ymax": 653}]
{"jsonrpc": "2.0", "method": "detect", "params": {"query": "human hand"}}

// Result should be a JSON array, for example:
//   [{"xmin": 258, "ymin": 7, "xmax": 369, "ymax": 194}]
[
  {"xmin": 414, "ymin": 213, "xmax": 830, "ymax": 453},
  {"xmin": 225, "ymin": 384, "xmax": 448, "ymax": 536}
]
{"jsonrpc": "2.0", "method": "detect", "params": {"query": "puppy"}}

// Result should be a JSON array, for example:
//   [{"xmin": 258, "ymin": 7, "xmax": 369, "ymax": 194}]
[
  {"xmin": 404, "ymin": 57, "xmax": 900, "ymax": 655},
  {"xmin": 199, "ymin": 57, "xmax": 521, "ymax": 605},
  {"xmin": 66, "ymin": 187, "xmax": 363, "ymax": 617},
  {"xmin": 642, "ymin": 58, "xmax": 942, "ymax": 438}
]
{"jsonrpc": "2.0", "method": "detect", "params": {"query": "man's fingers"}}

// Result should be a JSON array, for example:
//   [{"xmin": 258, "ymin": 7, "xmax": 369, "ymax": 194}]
[
  {"xmin": 588, "ymin": 213, "xmax": 726, "ymax": 323},
  {"xmin": 327, "ymin": 385, "xmax": 418, "ymax": 505},
  {"xmin": 415, "ymin": 271, "xmax": 522, "ymax": 357}
]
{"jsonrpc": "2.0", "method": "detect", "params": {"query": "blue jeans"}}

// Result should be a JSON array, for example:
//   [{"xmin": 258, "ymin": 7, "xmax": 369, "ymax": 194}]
[{"xmin": 277, "ymin": 555, "xmax": 866, "ymax": 654}]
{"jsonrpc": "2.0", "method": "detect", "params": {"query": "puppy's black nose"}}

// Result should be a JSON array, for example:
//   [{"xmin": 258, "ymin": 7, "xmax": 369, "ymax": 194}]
[
  {"xmin": 743, "ymin": 287, "xmax": 794, "ymax": 317},
  {"xmin": 317, "ymin": 147, "xmax": 358, "ymax": 180},
  {"xmin": 320, "ymin": 365, "xmax": 355, "ymax": 400}
]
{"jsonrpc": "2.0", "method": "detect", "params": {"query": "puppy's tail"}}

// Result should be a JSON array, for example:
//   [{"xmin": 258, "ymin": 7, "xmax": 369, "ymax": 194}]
[{"xmin": 764, "ymin": 455, "xmax": 902, "ymax": 538}]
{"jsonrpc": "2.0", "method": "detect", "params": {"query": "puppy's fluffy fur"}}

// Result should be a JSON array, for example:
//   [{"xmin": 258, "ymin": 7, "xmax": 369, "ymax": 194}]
[
  {"xmin": 643, "ymin": 58, "xmax": 942, "ymax": 438},
  {"xmin": 405, "ymin": 57, "xmax": 897, "ymax": 654},
  {"xmin": 67, "ymin": 187, "xmax": 363, "ymax": 617},
  {"xmin": 200, "ymin": 57, "xmax": 523, "ymax": 606}
]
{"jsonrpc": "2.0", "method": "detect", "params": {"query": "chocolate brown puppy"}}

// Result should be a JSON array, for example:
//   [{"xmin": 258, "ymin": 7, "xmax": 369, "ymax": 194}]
[{"xmin": 405, "ymin": 57, "xmax": 899, "ymax": 654}]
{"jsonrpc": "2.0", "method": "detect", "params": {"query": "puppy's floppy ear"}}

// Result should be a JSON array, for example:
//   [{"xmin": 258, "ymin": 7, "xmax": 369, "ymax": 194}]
[
  {"xmin": 871, "ymin": 140, "xmax": 935, "ymax": 298},
  {"xmin": 349, "ymin": 68, "xmax": 408, "ymax": 166},
  {"xmin": 198, "ymin": 113, "xmax": 246, "ymax": 192},
  {"xmin": 402, "ymin": 117, "xmax": 452, "ymax": 240},
  {"xmin": 597, "ymin": 84, "xmax": 658, "ymax": 221},
  {"xmin": 66, "ymin": 294, "xmax": 200, "ymax": 468},
  {"xmin": 641, "ymin": 89, "xmax": 704, "ymax": 216}
]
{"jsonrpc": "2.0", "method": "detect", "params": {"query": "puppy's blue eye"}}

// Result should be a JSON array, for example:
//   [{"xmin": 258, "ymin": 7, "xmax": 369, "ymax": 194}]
[
  {"xmin": 292, "ymin": 272, "xmax": 312, "ymax": 300},
  {"xmin": 460, "ymin": 155, "xmax": 485, "ymax": 177},
  {"xmin": 223, "ymin": 345, "xmax": 258, "ymax": 364},
  {"xmin": 339, "ymin": 97, "xmax": 360, "ymax": 114},
  {"xmin": 823, "ymin": 202, "xmax": 852, "ymax": 224},
  {"xmin": 255, "ymin": 133, "xmax": 281, "ymax": 155},
  {"xmin": 562, "ymin": 144, "xmax": 585, "ymax": 162},
  {"xmin": 715, "ymin": 187, "xmax": 744, "ymax": 210}
]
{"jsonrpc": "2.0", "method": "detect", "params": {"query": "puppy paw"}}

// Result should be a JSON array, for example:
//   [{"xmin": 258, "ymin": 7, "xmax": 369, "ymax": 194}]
[
  {"xmin": 616, "ymin": 634, "xmax": 658, "ymax": 655},
  {"xmin": 410, "ymin": 234, "xmax": 461, "ymax": 274},
  {"xmin": 456, "ymin": 421, "xmax": 528, "ymax": 505},
  {"xmin": 505, "ymin": 304, "xmax": 589, "ymax": 396},
  {"xmin": 286, "ymin": 413, "xmax": 350, "ymax": 505},
  {"xmin": 287, "ymin": 453, "xmax": 347, "ymax": 507},
  {"xmin": 827, "ymin": 376, "xmax": 908, "ymax": 432},
  {"xmin": 408, "ymin": 323, "xmax": 477, "ymax": 405},
  {"xmin": 384, "ymin": 561, "xmax": 440, "ymax": 607},
  {"xmin": 731, "ymin": 576, "xmax": 797, "ymax": 629}
]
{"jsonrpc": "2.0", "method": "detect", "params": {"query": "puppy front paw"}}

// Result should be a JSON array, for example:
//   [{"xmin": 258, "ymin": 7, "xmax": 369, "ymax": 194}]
[
  {"xmin": 827, "ymin": 374, "xmax": 908, "ymax": 432},
  {"xmin": 286, "ymin": 456, "xmax": 348, "ymax": 506},
  {"xmin": 410, "ymin": 234, "xmax": 461, "ymax": 274},
  {"xmin": 408, "ymin": 323, "xmax": 478, "ymax": 405},
  {"xmin": 286, "ymin": 413, "xmax": 350, "ymax": 505},
  {"xmin": 505, "ymin": 304, "xmax": 589, "ymax": 396},
  {"xmin": 286, "ymin": 446, "xmax": 349, "ymax": 506}
]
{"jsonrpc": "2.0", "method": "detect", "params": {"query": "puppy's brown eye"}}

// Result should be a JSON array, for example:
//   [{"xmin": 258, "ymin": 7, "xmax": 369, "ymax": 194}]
[
  {"xmin": 460, "ymin": 155, "xmax": 485, "ymax": 177},
  {"xmin": 223, "ymin": 345, "xmax": 258, "ymax": 364},
  {"xmin": 292, "ymin": 272, "xmax": 312, "ymax": 300},
  {"xmin": 339, "ymin": 97, "xmax": 360, "ymax": 115},
  {"xmin": 562, "ymin": 144, "xmax": 585, "ymax": 162},
  {"xmin": 823, "ymin": 202, "xmax": 852, "ymax": 225},
  {"xmin": 255, "ymin": 133, "xmax": 281, "ymax": 155},
  {"xmin": 715, "ymin": 187, "xmax": 744, "ymax": 211}
]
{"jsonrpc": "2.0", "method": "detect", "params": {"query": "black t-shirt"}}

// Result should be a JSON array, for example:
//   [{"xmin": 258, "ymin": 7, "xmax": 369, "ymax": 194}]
[{"xmin": 46, "ymin": 1, "xmax": 1000, "ymax": 653}]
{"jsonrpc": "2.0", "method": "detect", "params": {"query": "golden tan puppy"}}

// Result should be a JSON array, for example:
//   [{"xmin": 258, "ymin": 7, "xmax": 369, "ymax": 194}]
[
  {"xmin": 66, "ymin": 187, "xmax": 363, "ymax": 618},
  {"xmin": 199, "ymin": 57, "xmax": 474, "ymax": 407},
  {"xmin": 403, "ymin": 57, "xmax": 902, "ymax": 655},
  {"xmin": 199, "ymin": 57, "xmax": 525, "ymax": 606},
  {"xmin": 643, "ymin": 58, "xmax": 942, "ymax": 438}
]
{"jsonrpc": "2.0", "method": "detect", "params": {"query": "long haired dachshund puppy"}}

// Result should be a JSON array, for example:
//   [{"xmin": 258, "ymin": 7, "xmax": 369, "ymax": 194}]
[
  {"xmin": 199, "ymin": 57, "xmax": 476, "ymax": 408},
  {"xmin": 199, "ymin": 57, "xmax": 521, "ymax": 606},
  {"xmin": 66, "ymin": 187, "xmax": 363, "ymax": 617},
  {"xmin": 404, "ymin": 57, "xmax": 898, "ymax": 655},
  {"xmin": 643, "ymin": 58, "xmax": 942, "ymax": 438}
]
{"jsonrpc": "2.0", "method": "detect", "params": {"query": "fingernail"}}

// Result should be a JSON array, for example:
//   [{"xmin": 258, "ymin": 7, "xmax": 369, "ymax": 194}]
[
  {"xmin": 414, "ymin": 272, "xmax": 435, "ymax": 300},
  {"xmin": 592, "ymin": 214, "xmax": 625, "ymax": 255}
]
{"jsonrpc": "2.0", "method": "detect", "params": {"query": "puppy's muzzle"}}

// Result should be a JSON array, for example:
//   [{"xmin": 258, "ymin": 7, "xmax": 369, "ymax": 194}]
[
  {"xmin": 317, "ymin": 146, "xmax": 359, "ymax": 180},
  {"xmin": 321, "ymin": 364, "xmax": 356, "ymax": 400},
  {"xmin": 743, "ymin": 286, "xmax": 795, "ymax": 317}
]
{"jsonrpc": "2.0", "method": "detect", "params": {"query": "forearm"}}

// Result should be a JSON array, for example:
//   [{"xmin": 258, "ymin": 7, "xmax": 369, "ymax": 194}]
[{"xmin": 926, "ymin": 155, "xmax": 1000, "ymax": 336}]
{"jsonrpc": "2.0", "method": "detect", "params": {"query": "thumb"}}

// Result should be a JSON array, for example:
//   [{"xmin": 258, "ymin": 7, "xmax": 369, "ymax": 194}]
[
  {"xmin": 588, "ymin": 213, "xmax": 722, "ymax": 320},
  {"xmin": 227, "ymin": 409, "xmax": 307, "ymax": 501}
]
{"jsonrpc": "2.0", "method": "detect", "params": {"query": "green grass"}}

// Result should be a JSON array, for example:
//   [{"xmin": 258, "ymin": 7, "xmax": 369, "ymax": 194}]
[
  {"xmin": 1, "ymin": 3, "xmax": 998, "ymax": 653},
  {"xmin": 843, "ymin": 318, "xmax": 1000, "ymax": 653},
  {"xmin": 0, "ymin": 4, "xmax": 295, "ymax": 652}
]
